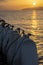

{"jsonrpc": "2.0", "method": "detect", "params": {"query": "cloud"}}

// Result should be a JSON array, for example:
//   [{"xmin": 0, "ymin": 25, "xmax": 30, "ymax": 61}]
[
  {"xmin": 0, "ymin": 0, "xmax": 5, "ymax": 1},
  {"xmin": 0, "ymin": 0, "xmax": 7, "ymax": 2}
]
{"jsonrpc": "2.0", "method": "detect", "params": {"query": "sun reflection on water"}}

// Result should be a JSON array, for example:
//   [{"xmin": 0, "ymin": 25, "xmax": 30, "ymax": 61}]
[
  {"xmin": 30, "ymin": 10, "xmax": 39, "ymax": 38},
  {"xmin": 30, "ymin": 10, "xmax": 43, "ymax": 64},
  {"xmin": 32, "ymin": 10, "xmax": 38, "ymax": 29}
]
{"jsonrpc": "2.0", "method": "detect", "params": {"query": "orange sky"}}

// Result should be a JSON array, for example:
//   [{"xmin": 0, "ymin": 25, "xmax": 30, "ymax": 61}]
[{"xmin": 0, "ymin": 0, "xmax": 43, "ymax": 10}]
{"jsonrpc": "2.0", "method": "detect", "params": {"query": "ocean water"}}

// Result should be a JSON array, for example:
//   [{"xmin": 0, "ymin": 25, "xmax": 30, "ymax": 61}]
[{"xmin": 0, "ymin": 10, "xmax": 43, "ymax": 65}]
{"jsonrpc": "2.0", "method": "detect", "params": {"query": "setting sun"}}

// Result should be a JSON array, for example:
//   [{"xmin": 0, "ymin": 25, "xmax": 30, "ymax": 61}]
[
  {"xmin": 0, "ymin": 0, "xmax": 43, "ymax": 10},
  {"xmin": 33, "ymin": 2, "xmax": 36, "ymax": 6}
]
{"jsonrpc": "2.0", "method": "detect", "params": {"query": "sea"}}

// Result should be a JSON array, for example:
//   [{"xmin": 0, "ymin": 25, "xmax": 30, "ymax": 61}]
[{"xmin": 0, "ymin": 10, "xmax": 43, "ymax": 65}]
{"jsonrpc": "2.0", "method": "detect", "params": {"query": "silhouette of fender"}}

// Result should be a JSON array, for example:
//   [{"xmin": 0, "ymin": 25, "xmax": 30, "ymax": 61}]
[
  {"xmin": 6, "ymin": 34, "xmax": 38, "ymax": 65},
  {"xmin": 0, "ymin": 22, "xmax": 38, "ymax": 65},
  {"xmin": 14, "ymin": 36, "xmax": 38, "ymax": 65}
]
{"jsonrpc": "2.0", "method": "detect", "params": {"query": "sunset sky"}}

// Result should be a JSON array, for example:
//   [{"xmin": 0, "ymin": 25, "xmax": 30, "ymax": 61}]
[{"xmin": 0, "ymin": 0, "xmax": 43, "ymax": 10}]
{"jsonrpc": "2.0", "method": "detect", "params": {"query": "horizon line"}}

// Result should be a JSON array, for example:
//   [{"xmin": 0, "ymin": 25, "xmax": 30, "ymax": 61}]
[{"xmin": 0, "ymin": 7, "xmax": 43, "ymax": 11}]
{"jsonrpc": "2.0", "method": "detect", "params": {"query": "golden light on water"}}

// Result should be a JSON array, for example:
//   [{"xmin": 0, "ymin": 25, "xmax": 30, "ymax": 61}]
[
  {"xmin": 32, "ymin": 10, "xmax": 38, "ymax": 29},
  {"xmin": 30, "ymin": 10, "xmax": 39, "ymax": 37}
]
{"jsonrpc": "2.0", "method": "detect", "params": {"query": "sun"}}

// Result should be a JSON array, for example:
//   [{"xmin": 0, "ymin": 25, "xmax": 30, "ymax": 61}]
[{"xmin": 33, "ymin": 2, "xmax": 36, "ymax": 6}]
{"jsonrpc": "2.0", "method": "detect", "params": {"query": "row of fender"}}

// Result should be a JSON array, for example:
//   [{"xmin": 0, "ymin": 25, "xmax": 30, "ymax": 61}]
[{"xmin": 0, "ymin": 19, "xmax": 38, "ymax": 65}]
